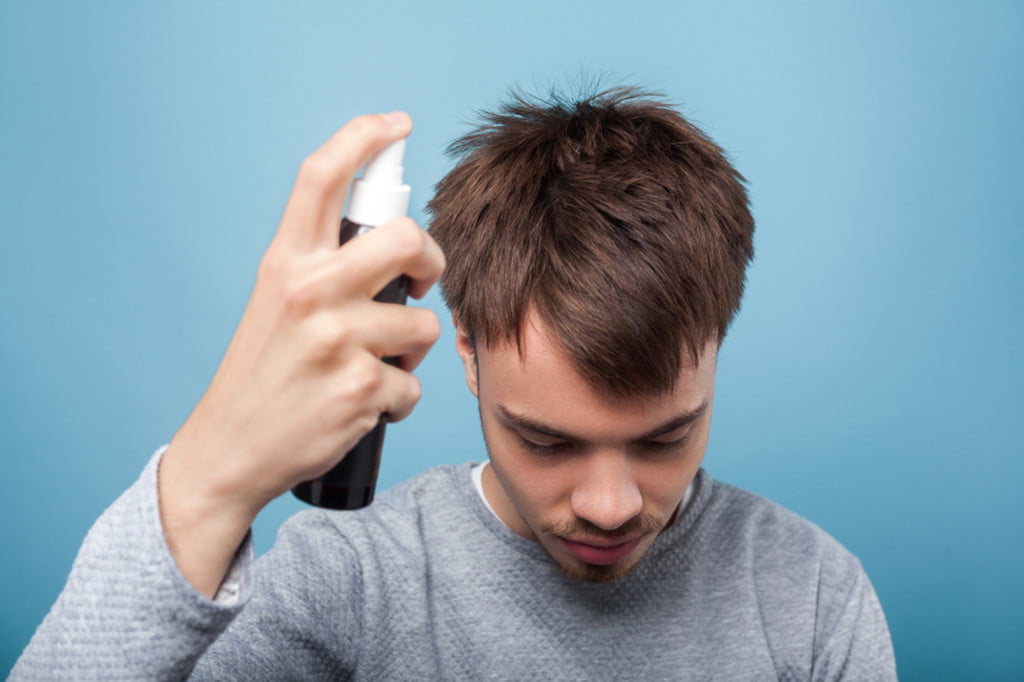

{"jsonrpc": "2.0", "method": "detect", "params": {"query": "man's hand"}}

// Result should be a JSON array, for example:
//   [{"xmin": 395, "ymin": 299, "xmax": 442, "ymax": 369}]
[{"xmin": 158, "ymin": 112, "xmax": 446, "ymax": 597}]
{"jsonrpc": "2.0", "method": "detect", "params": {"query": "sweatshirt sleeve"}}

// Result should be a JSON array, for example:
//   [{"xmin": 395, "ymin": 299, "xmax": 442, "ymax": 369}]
[
  {"xmin": 811, "ymin": 555, "xmax": 898, "ymax": 681},
  {"xmin": 10, "ymin": 447, "xmax": 255, "ymax": 681},
  {"xmin": 189, "ymin": 507, "xmax": 366, "ymax": 679}
]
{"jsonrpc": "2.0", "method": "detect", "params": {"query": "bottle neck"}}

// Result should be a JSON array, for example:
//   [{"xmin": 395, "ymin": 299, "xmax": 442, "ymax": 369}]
[{"xmin": 347, "ymin": 176, "xmax": 410, "ymax": 227}]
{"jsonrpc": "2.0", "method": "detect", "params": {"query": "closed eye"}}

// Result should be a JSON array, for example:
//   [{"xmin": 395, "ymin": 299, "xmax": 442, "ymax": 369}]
[
  {"xmin": 637, "ymin": 434, "xmax": 691, "ymax": 453},
  {"xmin": 516, "ymin": 435, "xmax": 573, "ymax": 455},
  {"xmin": 517, "ymin": 434, "xmax": 691, "ymax": 455}
]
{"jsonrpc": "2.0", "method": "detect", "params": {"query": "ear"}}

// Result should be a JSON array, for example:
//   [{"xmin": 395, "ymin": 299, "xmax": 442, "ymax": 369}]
[{"xmin": 453, "ymin": 315, "xmax": 479, "ymax": 397}]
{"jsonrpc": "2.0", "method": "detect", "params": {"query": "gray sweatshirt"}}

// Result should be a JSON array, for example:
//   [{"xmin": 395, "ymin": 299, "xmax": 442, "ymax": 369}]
[{"xmin": 12, "ymin": 449, "xmax": 897, "ymax": 680}]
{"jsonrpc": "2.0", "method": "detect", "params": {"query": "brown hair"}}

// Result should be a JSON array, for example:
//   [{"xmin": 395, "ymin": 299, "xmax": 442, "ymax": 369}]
[{"xmin": 427, "ymin": 86, "xmax": 754, "ymax": 397}]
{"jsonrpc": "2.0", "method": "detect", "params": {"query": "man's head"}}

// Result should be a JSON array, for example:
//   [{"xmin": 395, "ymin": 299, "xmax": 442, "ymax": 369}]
[{"xmin": 428, "ymin": 87, "xmax": 754, "ymax": 582}]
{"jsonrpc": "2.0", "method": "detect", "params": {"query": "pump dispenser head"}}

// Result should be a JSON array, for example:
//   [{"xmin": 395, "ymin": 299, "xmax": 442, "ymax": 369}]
[{"xmin": 347, "ymin": 139, "xmax": 411, "ymax": 227}]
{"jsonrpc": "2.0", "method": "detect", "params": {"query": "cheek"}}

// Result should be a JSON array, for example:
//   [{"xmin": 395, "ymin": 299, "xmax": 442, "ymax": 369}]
[
  {"xmin": 485, "ymin": 426, "xmax": 569, "ymax": 511},
  {"xmin": 497, "ymin": 448, "xmax": 568, "ymax": 505},
  {"xmin": 636, "ymin": 459, "xmax": 697, "ymax": 510},
  {"xmin": 635, "ymin": 436, "xmax": 709, "ymax": 510}
]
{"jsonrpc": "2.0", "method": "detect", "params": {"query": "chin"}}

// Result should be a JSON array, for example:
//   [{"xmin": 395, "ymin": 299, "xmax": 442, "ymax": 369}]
[
  {"xmin": 558, "ymin": 558, "xmax": 641, "ymax": 584},
  {"xmin": 564, "ymin": 565, "xmax": 629, "ymax": 583}
]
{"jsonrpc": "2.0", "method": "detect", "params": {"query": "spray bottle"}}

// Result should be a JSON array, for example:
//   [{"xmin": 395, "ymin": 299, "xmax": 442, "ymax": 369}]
[{"xmin": 292, "ymin": 139, "xmax": 411, "ymax": 510}]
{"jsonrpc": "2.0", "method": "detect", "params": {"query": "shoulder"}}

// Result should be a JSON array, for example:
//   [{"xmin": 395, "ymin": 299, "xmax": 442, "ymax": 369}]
[
  {"xmin": 701, "ymin": 476, "xmax": 862, "ymax": 577},
  {"xmin": 693, "ymin": 476, "xmax": 885, "ymax": 650},
  {"xmin": 683, "ymin": 474, "xmax": 871, "ymax": 637},
  {"xmin": 683, "ymin": 476, "xmax": 896, "ymax": 674}
]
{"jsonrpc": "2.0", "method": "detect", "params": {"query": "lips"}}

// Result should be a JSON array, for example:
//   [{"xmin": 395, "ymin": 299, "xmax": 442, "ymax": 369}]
[{"xmin": 560, "ymin": 536, "xmax": 642, "ymax": 565}]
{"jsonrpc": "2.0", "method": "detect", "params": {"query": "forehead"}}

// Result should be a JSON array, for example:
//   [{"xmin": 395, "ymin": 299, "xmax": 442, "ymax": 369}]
[{"xmin": 475, "ymin": 310, "xmax": 717, "ymax": 436}]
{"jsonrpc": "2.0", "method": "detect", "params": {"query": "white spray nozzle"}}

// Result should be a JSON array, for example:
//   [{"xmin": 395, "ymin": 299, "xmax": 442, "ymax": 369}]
[
  {"xmin": 348, "ymin": 138, "xmax": 411, "ymax": 227},
  {"xmin": 363, "ymin": 139, "xmax": 406, "ymax": 185}
]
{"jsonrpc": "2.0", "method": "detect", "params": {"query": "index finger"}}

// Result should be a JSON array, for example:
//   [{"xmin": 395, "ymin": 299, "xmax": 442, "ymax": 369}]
[
  {"xmin": 328, "ymin": 217, "xmax": 446, "ymax": 301},
  {"xmin": 277, "ymin": 112, "xmax": 413, "ymax": 251}
]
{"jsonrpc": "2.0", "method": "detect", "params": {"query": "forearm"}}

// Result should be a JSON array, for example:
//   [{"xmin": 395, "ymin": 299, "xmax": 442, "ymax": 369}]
[
  {"xmin": 13, "ymin": 111, "xmax": 441, "ymax": 679},
  {"xmin": 159, "ymin": 427, "xmax": 263, "ymax": 598}
]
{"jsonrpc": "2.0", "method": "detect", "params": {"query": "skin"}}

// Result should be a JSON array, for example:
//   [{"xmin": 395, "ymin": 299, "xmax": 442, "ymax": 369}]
[
  {"xmin": 455, "ymin": 311, "xmax": 718, "ymax": 583},
  {"xmin": 157, "ymin": 112, "xmax": 710, "ymax": 594},
  {"xmin": 159, "ymin": 112, "xmax": 446, "ymax": 597}
]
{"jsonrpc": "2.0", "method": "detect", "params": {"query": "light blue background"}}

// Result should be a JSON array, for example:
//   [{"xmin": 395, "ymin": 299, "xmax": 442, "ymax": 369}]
[{"xmin": 2, "ymin": 1, "xmax": 1021, "ymax": 678}]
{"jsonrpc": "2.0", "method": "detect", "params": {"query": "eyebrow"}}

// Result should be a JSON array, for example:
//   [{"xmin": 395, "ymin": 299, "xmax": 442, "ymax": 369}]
[{"xmin": 495, "ymin": 400, "xmax": 709, "ymax": 444}]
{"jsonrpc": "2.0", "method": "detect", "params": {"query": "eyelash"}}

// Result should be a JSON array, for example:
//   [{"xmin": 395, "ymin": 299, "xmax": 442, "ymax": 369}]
[
  {"xmin": 641, "ymin": 436, "xmax": 691, "ymax": 452},
  {"xmin": 516, "ymin": 435, "xmax": 691, "ymax": 455},
  {"xmin": 516, "ymin": 437, "xmax": 567, "ymax": 455}
]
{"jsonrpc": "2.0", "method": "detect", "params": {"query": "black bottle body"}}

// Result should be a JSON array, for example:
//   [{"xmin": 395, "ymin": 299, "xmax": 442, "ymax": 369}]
[{"xmin": 292, "ymin": 217, "xmax": 408, "ymax": 510}]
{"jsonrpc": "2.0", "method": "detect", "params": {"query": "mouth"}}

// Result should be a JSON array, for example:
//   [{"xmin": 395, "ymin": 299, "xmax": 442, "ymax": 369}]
[{"xmin": 559, "ymin": 536, "xmax": 643, "ymax": 566}]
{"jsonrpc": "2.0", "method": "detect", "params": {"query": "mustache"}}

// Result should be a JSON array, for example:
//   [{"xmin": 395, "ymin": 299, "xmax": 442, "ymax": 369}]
[{"xmin": 542, "ymin": 512, "xmax": 664, "ymax": 544}]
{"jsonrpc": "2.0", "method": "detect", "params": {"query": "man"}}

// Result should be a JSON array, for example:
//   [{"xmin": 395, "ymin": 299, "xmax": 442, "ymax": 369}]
[{"xmin": 13, "ymin": 88, "xmax": 897, "ymax": 679}]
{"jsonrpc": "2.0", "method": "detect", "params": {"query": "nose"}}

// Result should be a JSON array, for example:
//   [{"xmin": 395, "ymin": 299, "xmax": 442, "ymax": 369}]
[{"xmin": 569, "ymin": 451, "xmax": 643, "ymax": 532}]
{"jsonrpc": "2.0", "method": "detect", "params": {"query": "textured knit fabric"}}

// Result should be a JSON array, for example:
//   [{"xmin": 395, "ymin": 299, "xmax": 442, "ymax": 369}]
[{"xmin": 13, "ymin": 448, "xmax": 897, "ymax": 680}]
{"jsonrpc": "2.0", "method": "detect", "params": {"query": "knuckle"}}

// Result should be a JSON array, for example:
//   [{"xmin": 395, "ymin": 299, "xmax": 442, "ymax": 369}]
[
  {"xmin": 310, "ymin": 323, "xmax": 351, "ymax": 363},
  {"xmin": 297, "ymin": 154, "xmax": 333, "ymax": 193},
  {"xmin": 405, "ymin": 375, "xmax": 423, "ymax": 405},
  {"xmin": 388, "ymin": 375, "xmax": 421, "ymax": 424},
  {"xmin": 391, "ymin": 219, "xmax": 427, "ymax": 259},
  {"xmin": 257, "ymin": 250, "xmax": 286, "ymax": 285},
  {"xmin": 432, "ymin": 241, "xmax": 447, "ymax": 274},
  {"xmin": 416, "ymin": 310, "xmax": 442, "ymax": 345},
  {"xmin": 347, "ymin": 356, "xmax": 385, "ymax": 398},
  {"xmin": 283, "ymin": 279, "xmax": 321, "ymax": 316}
]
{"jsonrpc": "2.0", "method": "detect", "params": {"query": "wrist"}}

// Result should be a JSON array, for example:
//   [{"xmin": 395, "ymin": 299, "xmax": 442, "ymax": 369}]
[{"xmin": 158, "ymin": 438, "xmax": 262, "ymax": 598}]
